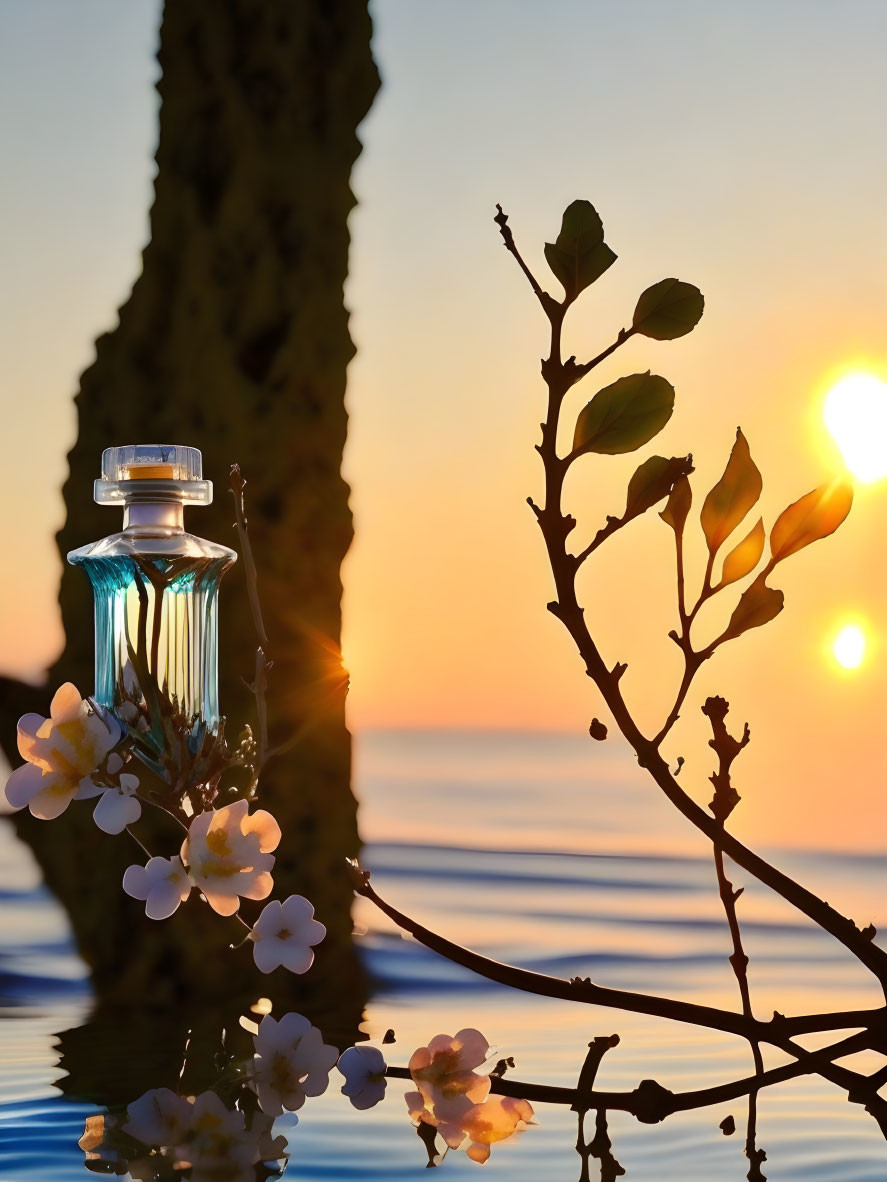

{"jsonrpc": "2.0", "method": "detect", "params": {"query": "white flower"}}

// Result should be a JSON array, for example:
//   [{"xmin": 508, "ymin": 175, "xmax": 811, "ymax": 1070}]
[
  {"xmin": 5, "ymin": 683, "xmax": 121, "ymax": 820},
  {"xmin": 93, "ymin": 772, "xmax": 141, "ymax": 834},
  {"xmin": 251, "ymin": 1012, "xmax": 339, "ymax": 1117},
  {"xmin": 123, "ymin": 855, "xmax": 192, "ymax": 920},
  {"xmin": 123, "ymin": 1088, "xmax": 193, "ymax": 1146},
  {"xmin": 250, "ymin": 895, "xmax": 326, "ymax": 974},
  {"xmin": 337, "ymin": 1044, "xmax": 388, "ymax": 1110},
  {"xmin": 181, "ymin": 799, "xmax": 280, "ymax": 916}
]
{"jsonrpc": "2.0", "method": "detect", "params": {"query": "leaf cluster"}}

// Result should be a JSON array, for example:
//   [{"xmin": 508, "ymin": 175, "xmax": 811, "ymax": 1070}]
[{"xmin": 534, "ymin": 199, "xmax": 852, "ymax": 663}]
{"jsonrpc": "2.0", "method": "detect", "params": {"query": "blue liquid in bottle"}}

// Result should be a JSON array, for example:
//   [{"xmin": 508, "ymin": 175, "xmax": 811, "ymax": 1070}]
[{"xmin": 68, "ymin": 445, "xmax": 236, "ymax": 742}]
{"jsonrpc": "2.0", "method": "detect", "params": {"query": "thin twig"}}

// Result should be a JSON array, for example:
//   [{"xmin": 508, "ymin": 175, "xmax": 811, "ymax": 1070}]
[
  {"xmin": 494, "ymin": 204, "xmax": 556, "ymax": 315},
  {"xmin": 125, "ymin": 826, "xmax": 153, "ymax": 860},
  {"xmin": 713, "ymin": 845, "xmax": 767, "ymax": 1178},
  {"xmin": 229, "ymin": 465, "xmax": 272, "ymax": 767},
  {"xmin": 350, "ymin": 866, "xmax": 883, "ymax": 1045}
]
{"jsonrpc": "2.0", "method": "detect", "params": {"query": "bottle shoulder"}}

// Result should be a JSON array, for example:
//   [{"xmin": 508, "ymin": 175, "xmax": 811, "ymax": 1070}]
[{"xmin": 68, "ymin": 528, "xmax": 237, "ymax": 565}]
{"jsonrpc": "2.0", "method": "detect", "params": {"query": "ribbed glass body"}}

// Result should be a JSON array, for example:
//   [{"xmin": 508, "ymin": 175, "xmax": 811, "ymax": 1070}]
[{"xmin": 69, "ymin": 523, "xmax": 236, "ymax": 731}]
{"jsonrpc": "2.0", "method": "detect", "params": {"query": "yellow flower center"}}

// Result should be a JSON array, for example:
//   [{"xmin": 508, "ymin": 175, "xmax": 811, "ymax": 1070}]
[
  {"xmin": 200, "ymin": 859, "xmax": 243, "ymax": 879},
  {"xmin": 205, "ymin": 828, "xmax": 233, "ymax": 857}
]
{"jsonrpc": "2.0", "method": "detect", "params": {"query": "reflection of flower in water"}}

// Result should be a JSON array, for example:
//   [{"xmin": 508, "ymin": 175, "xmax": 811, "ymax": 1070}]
[
  {"xmin": 182, "ymin": 799, "xmax": 281, "ymax": 915},
  {"xmin": 80, "ymin": 1086, "xmax": 289, "ymax": 1180},
  {"xmin": 6, "ymin": 683, "xmax": 121, "ymax": 820},
  {"xmin": 251, "ymin": 1012, "xmax": 339, "ymax": 1117},
  {"xmin": 123, "ymin": 1086, "xmax": 192, "ymax": 1145},
  {"xmin": 405, "ymin": 1028, "xmax": 534, "ymax": 1164},
  {"xmin": 182, "ymin": 1091, "xmax": 263, "ymax": 1182},
  {"xmin": 337, "ymin": 1044, "xmax": 388, "ymax": 1110}
]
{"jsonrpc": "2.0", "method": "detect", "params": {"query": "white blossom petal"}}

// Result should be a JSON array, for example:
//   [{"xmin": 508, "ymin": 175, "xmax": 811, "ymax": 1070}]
[
  {"xmin": 5, "ymin": 761, "xmax": 48, "ymax": 810},
  {"xmin": 123, "ymin": 864, "xmax": 151, "ymax": 901},
  {"xmin": 50, "ymin": 682, "xmax": 83, "ymax": 722},
  {"xmin": 94, "ymin": 788, "xmax": 142, "ymax": 835},
  {"xmin": 253, "ymin": 939, "xmax": 284, "ymax": 974},
  {"xmin": 28, "ymin": 777, "xmax": 80, "ymax": 820}
]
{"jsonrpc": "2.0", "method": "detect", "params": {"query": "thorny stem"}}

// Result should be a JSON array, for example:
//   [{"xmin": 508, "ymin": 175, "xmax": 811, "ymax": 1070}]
[
  {"xmin": 230, "ymin": 465, "xmax": 271, "ymax": 768},
  {"xmin": 713, "ymin": 844, "xmax": 767, "ymax": 1178},
  {"xmin": 490, "ymin": 205, "xmax": 887, "ymax": 993}
]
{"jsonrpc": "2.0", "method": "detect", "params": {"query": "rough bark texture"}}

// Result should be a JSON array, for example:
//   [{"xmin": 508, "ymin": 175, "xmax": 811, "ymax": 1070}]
[{"xmin": 0, "ymin": 0, "xmax": 378, "ymax": 1018}]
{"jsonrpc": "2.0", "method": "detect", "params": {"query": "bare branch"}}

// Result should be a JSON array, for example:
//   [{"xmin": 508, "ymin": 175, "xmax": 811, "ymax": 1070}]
[
  {"xmin": 494, "ymin": 204, "xmax": 559, "ymax": 318},
  {"xmin": 348, "ymin": 864, "xmax": 883, "ymax": 1045}
]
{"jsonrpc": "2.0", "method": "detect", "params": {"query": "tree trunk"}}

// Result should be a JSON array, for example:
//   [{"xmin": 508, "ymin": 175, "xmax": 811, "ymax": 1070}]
[{"xmin": 0, "ymin": 0, "xmax": 378, "ymax": 1020}]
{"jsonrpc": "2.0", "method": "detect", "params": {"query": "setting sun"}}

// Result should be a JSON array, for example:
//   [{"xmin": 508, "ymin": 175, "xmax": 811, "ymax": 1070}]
[
  {"xmin": 832, "ymin": 623, "xmax": 866, "ymax": 670},
  {"xmin": 823, "ymin": 372, "xmax": 887, "ymax": 482}
]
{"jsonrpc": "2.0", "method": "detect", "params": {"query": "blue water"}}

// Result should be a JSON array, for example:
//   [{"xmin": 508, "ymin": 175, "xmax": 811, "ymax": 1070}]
[{"xmin": 2, "ymin": 729, "xmax": 887, "ymax": 1179}]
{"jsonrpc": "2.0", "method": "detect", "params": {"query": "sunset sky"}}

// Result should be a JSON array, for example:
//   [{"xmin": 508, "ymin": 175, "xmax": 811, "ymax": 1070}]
[{"xmin": 3, "ymin": 1, "xmax": 887, "ymax": 847}]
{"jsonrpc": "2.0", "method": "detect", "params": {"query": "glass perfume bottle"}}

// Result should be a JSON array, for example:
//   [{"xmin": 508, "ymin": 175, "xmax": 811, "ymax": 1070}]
[{"xmin": 68, "ymin": 445, "xmax": 237, "ymax": 739}]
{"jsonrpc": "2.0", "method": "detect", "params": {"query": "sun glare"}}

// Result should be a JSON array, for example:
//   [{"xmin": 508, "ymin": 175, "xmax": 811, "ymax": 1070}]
[
  {"xmin": 832, "ymin": 623, "xmax": 866, "ymax": 670},
  {"xmin": 823, "ymin": 372, "xmax": 887, "ymax": 482}
]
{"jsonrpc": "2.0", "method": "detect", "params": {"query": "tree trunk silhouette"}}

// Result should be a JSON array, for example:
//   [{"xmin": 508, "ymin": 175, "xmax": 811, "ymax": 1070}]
[{"xmin": 0, "ymin": 0, "xmax": 378, "ymax": 1019}]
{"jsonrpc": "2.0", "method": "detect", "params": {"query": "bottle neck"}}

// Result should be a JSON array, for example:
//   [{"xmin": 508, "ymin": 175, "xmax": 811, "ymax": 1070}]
[{"xmin": 123, "ymin": 501, "xmax": 185, "ymax": 530}]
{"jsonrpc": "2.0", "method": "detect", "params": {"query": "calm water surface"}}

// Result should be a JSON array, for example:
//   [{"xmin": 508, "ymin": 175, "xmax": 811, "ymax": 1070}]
[{"xmin": 2, "ymin": 729, "xmax": 886, "ymax": 1180}]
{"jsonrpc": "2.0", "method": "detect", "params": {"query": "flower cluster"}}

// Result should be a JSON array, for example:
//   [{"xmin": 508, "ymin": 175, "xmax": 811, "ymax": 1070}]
[
  {"xmin": 405, "ymin": 1029, "xmax": 534, "ymax": 1164},
  {"xmin": 78, "ymin": 1008, "xmax": 340, "ymax": 1178},
  {"xmin": 81, "ymin": 1088, "xmax": 289, "ymax": 1182},
  {"xmin": 78, "ymin": 1007, "xmax": 535, "ymax": 1174},
  {"xmin": 4, "ymin": 684, "xmax": 325, "ymax": 977}
]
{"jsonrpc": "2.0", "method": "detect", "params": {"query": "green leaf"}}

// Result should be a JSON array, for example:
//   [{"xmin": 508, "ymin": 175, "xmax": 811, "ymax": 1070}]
[
  {"xmin": 632, "ymin": 278, "xmax": 704, "ymax": 340},
  {"xmin": 700, "ymin": 429, "xmax": 762, "ymax": 554},
  {"xmin": 544, "ymin": 200, "xmax": 617, "ymax": 300},
  {"xmin": 660, "ymin": 475, "xmax": 692, "ymax": 533},
  {"xmin": 624, "ymin": 455, "xmax": 694, "ymax": 521},
  {"xmin": 720, "ymin": 518, "xmax": 765, "ymax": 587},
  {"xmin": 572, "ymin": 372, "xmax": 675, "ymax": 457},
  {"xmin": 721, "ymin": 574, "xmax": 784, "ymax": 644},
  {"xmin": 770, "ymin": 479, "xmax": 853, "ymax": 564}
]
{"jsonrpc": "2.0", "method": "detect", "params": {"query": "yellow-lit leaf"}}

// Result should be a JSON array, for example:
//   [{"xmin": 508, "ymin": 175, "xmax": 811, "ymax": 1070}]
[
  {"xmin": 573, "ymin": 372, "xmax": 674, "ymax": 457},
  {"xmin": 721, "ymin": 574, "xmax": 784, "ymax": 643},
  {"xmin": 624, "ymin": 454, "xmax": 694, "ymax": 520},
  {"xmin": 720, "ymin": 518, "xmax": 765, "ymax": 586},
  {"xmin": 660, "ymin": 474, "xmax": 692, "ymax": 533},
  {"xmin": 770, "ymin": 479, "xmax": 853, "ymax": 564},
  {"xmin": 700, "ymin": 429, "xmax": 762, "ymax": 554}
]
